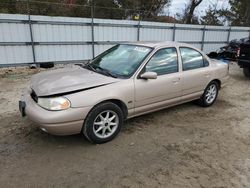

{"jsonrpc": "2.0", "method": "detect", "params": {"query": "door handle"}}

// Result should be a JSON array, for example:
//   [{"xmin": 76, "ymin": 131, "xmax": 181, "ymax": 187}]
[{"xmin": 172, "ymin": 77, "xmax": 180, "ymax": 83}]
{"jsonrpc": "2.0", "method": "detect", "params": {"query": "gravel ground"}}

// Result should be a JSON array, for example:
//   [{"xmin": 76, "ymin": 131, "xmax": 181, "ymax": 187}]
[{"xmin": 0, "ymin": 62, "xmax": 250, "ymax": 188}]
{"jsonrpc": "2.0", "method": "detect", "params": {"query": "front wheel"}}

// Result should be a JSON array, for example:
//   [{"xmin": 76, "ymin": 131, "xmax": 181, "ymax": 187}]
[
  {"xmin": 197, "ymin": 81, "xmax": 219, "ymax": 107},
  {"xmin": 243, "ymin": 67, "xmax": 250, "ymax": 77},
  {"xmin": 83, "ymin": 102, "xmax": 123, "ymax": 144}
]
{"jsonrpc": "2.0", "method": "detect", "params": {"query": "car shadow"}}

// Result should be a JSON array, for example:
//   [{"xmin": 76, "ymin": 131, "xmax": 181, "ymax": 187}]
[
  {"xmin": 3, "ymin": 99, "xmax": 231, "ymax": 150},
  {"xmin": 19, "ymin": 102, "xmax": 196, "ymax": 142},
  {"xmin": 1, "ymin": 114, "xmax": 92, "ymax": 148}
]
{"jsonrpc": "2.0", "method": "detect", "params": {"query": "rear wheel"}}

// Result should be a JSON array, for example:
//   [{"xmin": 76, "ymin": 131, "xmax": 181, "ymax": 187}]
[
  {"xmin": 243, "ymin": 67, "xmax": 250, "ymax": 77},
  {"xmin": 83, "ymin": 102, "xmax": 123, "ymax": 144},
  {"xmin": 197, "ymin": 81, "xmax": 219, "ymax": 107}
]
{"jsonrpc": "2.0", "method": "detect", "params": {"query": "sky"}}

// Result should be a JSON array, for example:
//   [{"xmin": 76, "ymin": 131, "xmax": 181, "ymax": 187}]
[{"xmin": 167, "ymin": 0, "xmax": 230, "ymax": 17}]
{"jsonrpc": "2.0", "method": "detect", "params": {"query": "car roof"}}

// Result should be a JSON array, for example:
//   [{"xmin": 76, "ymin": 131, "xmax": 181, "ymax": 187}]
[{"xmin": 123, "ymin": 41, "xmax": 195, "ymax": 49}]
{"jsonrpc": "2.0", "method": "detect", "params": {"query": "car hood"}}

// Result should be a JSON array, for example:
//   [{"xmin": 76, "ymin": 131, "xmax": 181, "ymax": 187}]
[{"xmin": 31, "ymin": 66, "xmax": 118, "ymax": 96}]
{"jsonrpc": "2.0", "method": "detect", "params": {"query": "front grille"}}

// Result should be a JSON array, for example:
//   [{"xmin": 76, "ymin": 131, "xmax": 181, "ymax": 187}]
[{"xmin": 30, "ymin": 90, "xmax": 38, "ymax": 103}]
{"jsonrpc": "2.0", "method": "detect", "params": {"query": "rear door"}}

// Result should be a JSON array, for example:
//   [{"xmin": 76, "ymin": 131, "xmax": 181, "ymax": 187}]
[
  {"xmin": 134, "ymin": 47, "xmax": 182, "ymax": 113},
  {"xmin": 179, "ymin": 47, "xmax": 211, "ymax": 98}
]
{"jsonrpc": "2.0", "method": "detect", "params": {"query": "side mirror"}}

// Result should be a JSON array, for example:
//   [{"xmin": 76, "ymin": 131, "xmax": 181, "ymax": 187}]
[{"xmin": 140, "ymin": 72, "xmax": 157, "ymax": 79}]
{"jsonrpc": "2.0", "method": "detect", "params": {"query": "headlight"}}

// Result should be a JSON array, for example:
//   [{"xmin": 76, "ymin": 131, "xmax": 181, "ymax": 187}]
[{"xmin": 38, "ymin": 97, "xmax": 71, "ymax": 111}]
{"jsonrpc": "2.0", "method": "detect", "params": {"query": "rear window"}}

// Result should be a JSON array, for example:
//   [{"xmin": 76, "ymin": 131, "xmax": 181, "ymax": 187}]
[{"xmin": 180, "ymin": 47, "xmax": 208, "ymax": 71}]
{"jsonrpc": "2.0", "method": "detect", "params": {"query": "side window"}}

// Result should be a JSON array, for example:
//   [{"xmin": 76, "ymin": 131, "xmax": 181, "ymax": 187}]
[
  {"xmin": 145, "ymin": 48, "xmax": 178, "ymax": 75},
  {"xmin": 180, "ymin": 47, "xmax": 207, "ymax": 71}
]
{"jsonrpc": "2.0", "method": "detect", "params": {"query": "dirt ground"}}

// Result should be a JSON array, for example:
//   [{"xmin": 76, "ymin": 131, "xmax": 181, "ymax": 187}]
[{"xmin": 0, "ymin": 62, "xmax": 250, "ymax": 188}]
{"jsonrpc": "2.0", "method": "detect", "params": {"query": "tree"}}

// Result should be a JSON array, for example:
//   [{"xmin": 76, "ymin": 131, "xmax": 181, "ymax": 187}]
[
  {"xmin": 184, "ymin": 0, "xmax": 203, "ymax": 24},
  {"xmin": 0, "ymin": 0, "xmax": 172, "ymax": 20},
  {"xmin": 129, "ymin": 0, "xmax": 172, "ymax": 20},
  {"xmin": 228, "ymin": 0, "xmax": 250, "ymax": 26},
  {"xmin": 200, "ymin": 5, "xmax": 222, "ymax": 26},
  {"xmin": 93, "ymin": 0, "xmax": 172, "ymax": 20},
  {"xmin": 218, "ymin": 0, "xmax": 250, "ymax": 26}
]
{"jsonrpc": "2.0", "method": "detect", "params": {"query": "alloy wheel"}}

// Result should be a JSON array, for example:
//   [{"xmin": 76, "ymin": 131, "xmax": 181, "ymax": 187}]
[
  {"xmin": 205, "ymin": 84, "xmax": 217, "ymax": 104},
  {"xmin": 93, "ymin": 110, "xmax": 119, "ymax": 139}
]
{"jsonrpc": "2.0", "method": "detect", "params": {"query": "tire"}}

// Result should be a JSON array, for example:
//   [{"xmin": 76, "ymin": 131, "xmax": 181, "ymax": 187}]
[
  {"xmin": 197, "ymin": 81, "xmax": 219, "ymax": 107},
  {"xmin": 83, "ymin": 102, "xmax": 123, "ymax": 144},
  {"xmin": 243, "ymin": 67, "xmax": 250, "ymax": 77},
  {"xmin": 40, "ymin": 62, "xmax": 54, "ymax": 68}
]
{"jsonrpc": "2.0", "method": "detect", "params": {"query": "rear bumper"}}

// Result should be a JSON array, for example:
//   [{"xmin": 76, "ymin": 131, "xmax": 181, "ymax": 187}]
[{"xmin": 19, "ymin": 91, "xmax": 92, "ymax": 135}]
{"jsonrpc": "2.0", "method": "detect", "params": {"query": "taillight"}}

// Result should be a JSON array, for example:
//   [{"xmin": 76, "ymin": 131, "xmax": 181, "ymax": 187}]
[{"xmin": 237, "ymin": 47, "xmax": 240, "ymax": 57}]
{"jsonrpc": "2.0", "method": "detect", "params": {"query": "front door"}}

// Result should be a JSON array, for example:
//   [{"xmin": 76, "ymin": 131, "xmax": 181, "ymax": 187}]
[{"xmin": 134, "ymin": 47, "xmax": 182, "ymax": 114}]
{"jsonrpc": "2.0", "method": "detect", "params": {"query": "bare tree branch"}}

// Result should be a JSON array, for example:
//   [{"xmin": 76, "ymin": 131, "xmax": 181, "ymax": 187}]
[{"xmin": 185, "ymin": 0, "xmax": 203, "ymax": 24}]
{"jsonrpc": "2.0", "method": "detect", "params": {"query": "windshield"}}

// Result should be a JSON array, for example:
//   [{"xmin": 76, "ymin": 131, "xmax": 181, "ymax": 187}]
[{"xmin": 88, "ymin": 44, "xmax": 152, "ymax": 78}]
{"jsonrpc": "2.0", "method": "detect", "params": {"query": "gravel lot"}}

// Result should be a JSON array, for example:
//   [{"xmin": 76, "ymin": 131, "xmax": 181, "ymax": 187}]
[{"xmin": 0, "ymin": 62, "xmax": 250, "ymax": 188}]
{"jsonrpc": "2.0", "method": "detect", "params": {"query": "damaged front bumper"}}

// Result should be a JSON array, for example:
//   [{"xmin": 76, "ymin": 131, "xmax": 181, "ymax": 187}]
[{"xmin": 18, "ymin": 89, "xmax": 92, "ymax": 135}]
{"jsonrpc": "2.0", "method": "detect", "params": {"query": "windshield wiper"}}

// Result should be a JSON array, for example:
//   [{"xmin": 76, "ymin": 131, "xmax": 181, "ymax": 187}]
[
  {"xmin": 83, "ymin": 63, "xmax": 97, "ymax": 72},
  {"xmin": 83, "ymin": 63, "xmax": 118, "ymax": 78},
  {"xmin": 95, "ymin": 66, "xmax": 118, "ymax": 78}
]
